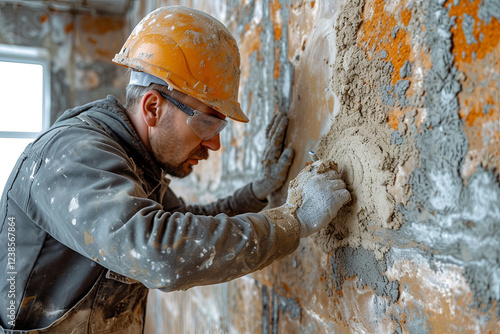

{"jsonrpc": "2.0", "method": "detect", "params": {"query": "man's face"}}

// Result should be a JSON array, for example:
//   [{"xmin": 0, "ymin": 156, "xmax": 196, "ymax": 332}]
[{"xmin": 149, "ymin": 92, "xmax": 224, "ymax": 178}]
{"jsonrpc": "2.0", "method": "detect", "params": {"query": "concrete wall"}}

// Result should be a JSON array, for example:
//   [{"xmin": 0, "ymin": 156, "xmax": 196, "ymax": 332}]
[
  {"xmin": 142, "ymin": 0, "xmax": 500, "ymax": 332},
  {"xmin": 2, "ymin": 0, "xmax": 499, "ymax": 332}
]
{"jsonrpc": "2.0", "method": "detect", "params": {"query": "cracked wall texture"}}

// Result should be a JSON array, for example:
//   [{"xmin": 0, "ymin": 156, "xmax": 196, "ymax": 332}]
[
  {"xmin": 144, "ymin": 0, "xmax": 500, "ymax": 332},
  {"xmin": 2, "ymin": 0, "xmax": 499, "ymax": 332}
]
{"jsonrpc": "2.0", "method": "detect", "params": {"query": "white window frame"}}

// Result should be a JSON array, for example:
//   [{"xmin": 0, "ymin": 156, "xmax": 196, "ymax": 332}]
[{"xmin": 0, "ymin": 43, "xmax": 51, "ymax": 139}]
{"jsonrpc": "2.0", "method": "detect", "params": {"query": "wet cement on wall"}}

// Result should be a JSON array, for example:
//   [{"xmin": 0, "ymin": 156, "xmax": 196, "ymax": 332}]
[
  {"xmin": 5, "ymin": 0, "xmax": 496, "ymax": 332},
  {"xmin": 315, "ymin": 0, "xmax": 411, "ymax": 261},
  {"xmin": 146, "ymin": 0, "xmax": 500, "ymax": 332}
]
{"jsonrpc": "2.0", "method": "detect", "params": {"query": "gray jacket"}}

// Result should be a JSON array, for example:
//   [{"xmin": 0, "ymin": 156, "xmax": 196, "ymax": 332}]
[{"xmin": 0, "ymin": 96, "xmax": 300, "ymax": 333}]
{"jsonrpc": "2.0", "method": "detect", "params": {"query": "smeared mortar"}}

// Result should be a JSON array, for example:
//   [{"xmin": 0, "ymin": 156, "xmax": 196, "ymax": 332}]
[
  {"xmin": 313, "ymin": 0, "xmax": 415, "ymax": 260},
  {"xmin": 331, "ymin": 247, "xmax": 400, "ymax": 303}
]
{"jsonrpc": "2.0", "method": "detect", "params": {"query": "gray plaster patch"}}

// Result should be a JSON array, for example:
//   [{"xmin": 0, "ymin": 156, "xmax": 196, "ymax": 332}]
[
  {"xmin": 331, "ymin": 247, "xmax": 400, "ymax": 303},
  {"xmin": 394, "ymin": 79, "xmax": 411, "ymax": 107},
  {"xmin": 382, "ymin": 84, "xmax": 396, "ymax": 107},
  {"xmin": 379, "ymin": 49, "xmax": 389, "ymax": 60},
  {"xmin": 391, "ymin": 26, "xmax": 400, "ymax": 39},
  {"xmin": 399, "ymin": 0, "xmax": 500, "ymax": 312},
  {"xmin": 275, "ymin": 292, "xmax": 301, "ymax": 320},
  {"xmin": 399, "ymin": 60, "xmax": 412, "ymax": 78},
  {"xmin": 385, "ymin": 250, "xmax": 431, "ymax": 333},
  {"xmin": 478, "ymin": 0, "xmax": 500, "ymax": 25},
  {"xmin": 483, "ymin": 104, "xmax": 493, "ymax": 114},
  {"xmin": 404, "ymin": 306, "xmax": 430, "ymax": 334},
  {"xmin": 462, "ymin": 13, "xmax": 478, "ymax": 45},
  {"xmin": 391, "ymin": 131, "xmax": 407, "ymax": 145},
  {"xmin": 261, "ymin": 284, "xmax": 270, "ymax": 334}
]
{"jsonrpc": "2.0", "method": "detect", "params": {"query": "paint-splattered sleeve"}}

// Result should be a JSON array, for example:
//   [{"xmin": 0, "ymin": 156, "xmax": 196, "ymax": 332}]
[
  {"xmin": 164, "ymin": 183, "xmax": 269, "ymax": 217},
  {"xmin": 29, "ymin": 126, "xmax": 300, "ymax": 291}
]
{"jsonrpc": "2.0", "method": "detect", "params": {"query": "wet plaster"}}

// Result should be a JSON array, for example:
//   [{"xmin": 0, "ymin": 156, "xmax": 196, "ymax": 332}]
[
  {"xmin": 110, "ymin": 0, "xmax": 500, "ymax": 332},
  {"xmin": 331, "ymin": 247, "xmax": 400, "ymax": 304},
  {"xmin": 314, "ymin": 0, "xmax": 415, "ymax": 261},
  {"xmin": 275, "ymin": 0, "xmax": 498, "ymax": 330}
]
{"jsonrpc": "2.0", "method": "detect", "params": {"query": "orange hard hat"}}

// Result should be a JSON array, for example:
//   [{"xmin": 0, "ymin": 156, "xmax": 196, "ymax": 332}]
[{"xmin": 113, "ymin": 6, "xmax": 248, "ymax": 123}]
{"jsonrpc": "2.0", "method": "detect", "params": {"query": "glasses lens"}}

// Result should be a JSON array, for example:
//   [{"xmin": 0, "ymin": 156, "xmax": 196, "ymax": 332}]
[{"xmin": 186, "ymin": 110, "xmax": 228, "ymax": 140}]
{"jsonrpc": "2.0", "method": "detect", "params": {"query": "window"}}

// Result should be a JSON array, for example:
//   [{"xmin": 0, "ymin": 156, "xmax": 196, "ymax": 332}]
[{"xmin": 0, "ymin": 44, "xmax": 51, "ymax": 192}]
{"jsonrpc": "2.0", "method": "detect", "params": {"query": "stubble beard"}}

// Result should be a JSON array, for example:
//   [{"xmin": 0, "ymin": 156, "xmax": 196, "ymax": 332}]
[
  {"xmin": 150, "ymin": 115, "xmax": 210, "ymax": 178},
  {"xmin": 151, "ymin": 131, "xmax": 209, "ymax": 178},
  {"xmin": 162, "ymin": 146, "xmax": 209, "ymax": 178}
]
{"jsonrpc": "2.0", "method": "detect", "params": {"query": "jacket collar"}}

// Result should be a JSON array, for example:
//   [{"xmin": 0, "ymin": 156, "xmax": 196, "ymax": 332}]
[{"xmin": 55, "ymin": 95, "xmax": 165, "ymax": 183}]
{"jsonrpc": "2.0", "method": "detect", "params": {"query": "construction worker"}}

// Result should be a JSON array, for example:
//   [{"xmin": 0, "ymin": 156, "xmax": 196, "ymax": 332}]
[{"xmin": 0, "ymin": 6, "xmax": 350, "ymax": 332}]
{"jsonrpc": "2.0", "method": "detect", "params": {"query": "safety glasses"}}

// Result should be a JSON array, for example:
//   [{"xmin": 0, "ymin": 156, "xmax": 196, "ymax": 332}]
[{"xmin": 157, "ymin": 91, "xmax": 228, "ymax": 140}]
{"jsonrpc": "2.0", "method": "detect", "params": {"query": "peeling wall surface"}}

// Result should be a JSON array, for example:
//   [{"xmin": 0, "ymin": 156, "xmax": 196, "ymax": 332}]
[
  {"xmin": 2, "ymin": 0, "xmax": 500, "ymax": 332},
  {"xmin": 143, "ymin": 0, "xmax": 500, "ymax": 332}
]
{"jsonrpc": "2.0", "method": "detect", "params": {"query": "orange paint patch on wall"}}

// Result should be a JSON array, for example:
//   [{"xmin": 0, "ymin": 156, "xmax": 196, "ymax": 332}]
[
  {"xmin": 242, "ymin": 23, "xmax": 263, "ymax": 59},
  {"xmin": 447, "ymin": 0, "xmax": 500, "ymax": 66},
  {"xmin": 65, "ymin": 23, "xmax": 74, "ymax": 34},
  {"xmin": 252, "ymin": 240, "xmax": 348, "ymax": 331},
  {"xmin": 388, "ymin": 109, "xmax": 404, "ymax": 130},
  {"xmin": 270, "ymin": 0, "xmax": 282, "ymax": 41},
  {"xmin": 239, "ymin": 23, "xmax": 263, "ymax": 80},
  {"xmin": 40, "ymin": 14, "xmax": 48, "ymax": 24},
  {"xmin": 387, "ymin": 259, "xmax": 500, "ymax": 333},
  {"xmin": 74, "ymin": 15, "xmax": 126, "ymax": 62},
  {"xmin": 461, "ymin": 100, "xmax": 496, "ymax": 127},
  {"xmin": 358, "ymin": 0, "xmax": 413, "ymax": 85},
  {"xmin": 400, "ymin": 7, "xmax": 411, "ymax": 26},
  {"xmin": 87, "ymin": 36, "xmax": 97, "ymax": 46},
  {"xmin": 80, "ymin": 16, "xmax": 124, "ymax": 35},
  {"xmin": 274, "ymin": 47, "xmax": 281, "ymax": 79},
  {"xmin": 454, "ymin": 14, "xmax": 500, "ymax": 178}
]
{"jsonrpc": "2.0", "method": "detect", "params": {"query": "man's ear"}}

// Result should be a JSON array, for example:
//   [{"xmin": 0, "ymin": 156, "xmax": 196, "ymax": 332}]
[{"xmin": 140, "ymin": 90, "xmax": 163, "ymax": 127}]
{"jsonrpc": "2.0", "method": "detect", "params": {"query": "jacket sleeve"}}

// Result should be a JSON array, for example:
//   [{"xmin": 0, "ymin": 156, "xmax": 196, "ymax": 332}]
[
  {"xmin": 161, "ymin": 183, "xmax": 269, "ymax": 217},
  {"xmin": 27, "ymin": 126, "xmax": 300, "ymax": 291}
]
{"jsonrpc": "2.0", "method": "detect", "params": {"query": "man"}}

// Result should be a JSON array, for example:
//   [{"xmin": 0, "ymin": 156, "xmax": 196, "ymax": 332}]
[{"xmin": 0, "ymin": 6, "xmax": 350, "ymax": 333}]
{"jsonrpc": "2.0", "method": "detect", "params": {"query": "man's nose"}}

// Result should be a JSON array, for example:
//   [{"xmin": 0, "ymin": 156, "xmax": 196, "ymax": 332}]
[{"xmin": 201, "ymin": 133, "xmax": 221, "ymax": 151}]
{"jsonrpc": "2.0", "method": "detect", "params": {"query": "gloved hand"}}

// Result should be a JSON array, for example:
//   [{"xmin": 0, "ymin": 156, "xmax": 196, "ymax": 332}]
[
  {"xmin": 286, "ymin": 159, "xmax": 351, "ymax": 238},
  {"xmin": 251, "ymin": 112, "xmax": 294, "ymax": 201}
]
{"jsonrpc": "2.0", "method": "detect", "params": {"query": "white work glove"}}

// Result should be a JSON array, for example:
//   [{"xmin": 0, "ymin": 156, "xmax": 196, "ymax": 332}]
[
  {"xmin": 286, "ymin": 160, "xmax": 351, "ymax": 238},
  {"xmin": 251, "ymin": 112, "xmax": 294, "ymax": 201}
]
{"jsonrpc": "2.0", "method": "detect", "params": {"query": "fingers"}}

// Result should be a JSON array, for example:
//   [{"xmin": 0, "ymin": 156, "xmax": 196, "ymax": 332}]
[
  {"xmin": 270, "ymin": 113, "xmax": 288, "ymax": 148},
  {"xmin": 327, "ymin": 179, "xmax": 346, "ymax": 191},
  {"xmin": 266, "ymin": 146, "xmax": 294, "ymax": 185},
  {"xmin": 263, "ymin": 112, "xmax": 289, "ymax": 164},
  {"xmin": 277, "ymin": 146, "xmax": 294, "ymax": 168},
  {"xmin": 266, "ymin": 111, "xmax": 287, "ymax": 140},
  {"xmin": 265, "ymin": 112, "xmax": 279, "ymax": 138},
  {"xmin": 330, "ymin": 189, "xmax": 351, "ymax": 213},
  {"xmin": 322, "ymin": 169, "xmax": 342, "ymax": 180},
  {"xmin": 337, "ymin": 189, "xmax": 351, "ymax": 205}
]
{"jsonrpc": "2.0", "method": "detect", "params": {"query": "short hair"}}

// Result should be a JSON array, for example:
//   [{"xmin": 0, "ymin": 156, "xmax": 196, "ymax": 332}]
[{"xmin": 124, "ymin": 84, "xmax": 181, "ymax": 112}]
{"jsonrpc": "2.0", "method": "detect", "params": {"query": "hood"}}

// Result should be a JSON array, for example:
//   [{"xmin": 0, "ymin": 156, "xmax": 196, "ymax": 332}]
[{"xmin": 54, "ymin": 95, "xmax": 163, "ymax": 182}]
